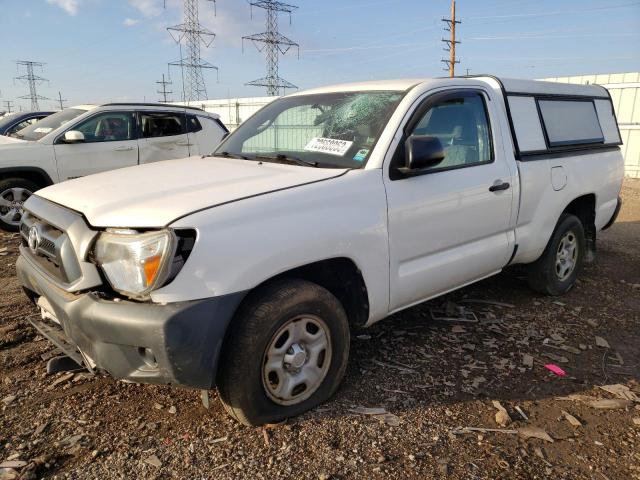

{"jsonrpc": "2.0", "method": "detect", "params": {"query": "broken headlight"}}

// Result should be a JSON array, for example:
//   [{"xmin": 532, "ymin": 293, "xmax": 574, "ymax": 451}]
[{"xmin": 93, "ymin": 229, "xmax": 175, "ymax": 300}]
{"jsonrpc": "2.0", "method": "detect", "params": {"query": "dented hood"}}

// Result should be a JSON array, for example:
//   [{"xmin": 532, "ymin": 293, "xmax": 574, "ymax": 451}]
[{"xmin": 34, "ymin": 156, "xmax": 347, "ymax": 228}]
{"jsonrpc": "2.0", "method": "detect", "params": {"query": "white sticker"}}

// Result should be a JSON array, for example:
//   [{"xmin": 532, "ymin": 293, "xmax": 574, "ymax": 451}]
[
  {"xmin": 304, "ymin": 137, "xmax": 353, "ymax": 156},
  {"xmin": 33, "ymin": 127, "xmax": 53, "ymax": 133}
]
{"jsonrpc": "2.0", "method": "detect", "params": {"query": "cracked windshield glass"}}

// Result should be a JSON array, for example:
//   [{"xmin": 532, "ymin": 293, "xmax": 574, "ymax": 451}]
[{"xmin": 215, "ymin": 91, "xmax": 405, "ymax": 168}]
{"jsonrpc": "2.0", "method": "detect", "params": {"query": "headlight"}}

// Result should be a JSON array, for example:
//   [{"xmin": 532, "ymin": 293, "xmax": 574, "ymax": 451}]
[{"xmin": 94, "ymin": 229, "xmax": 175, "ymax": 299}]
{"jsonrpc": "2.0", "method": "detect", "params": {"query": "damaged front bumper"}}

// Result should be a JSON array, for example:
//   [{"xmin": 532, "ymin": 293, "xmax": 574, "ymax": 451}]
[{"xmin": 17, "ymin": 251, "xmax": 244, "ymax": 389}]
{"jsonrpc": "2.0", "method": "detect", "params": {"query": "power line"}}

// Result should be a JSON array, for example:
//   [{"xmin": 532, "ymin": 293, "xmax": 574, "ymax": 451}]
[
  {"xmin": 57, "ymin": 91, "xmax": 67, "ymax": 110},
  {"xmin": 168, "ymin": 0, "xmax": 218, "ymax": 102},
  {"xmin": 243, "ymin": 1, "xmax": 300, "ymax": 96},
  {"xmin": 14, "ymin": 60, "xmax": 49, "ymax": 111},
  {"xmin": 441, "ymin": 0, "xmax": 461, "ymax": 78},
  {"xmin": 3, "ymin": 101, "xmax": 14, "ymax": 114},
  {"xmin": 156, "ymin": 73, "xmax": 173, "ymax": 103}
]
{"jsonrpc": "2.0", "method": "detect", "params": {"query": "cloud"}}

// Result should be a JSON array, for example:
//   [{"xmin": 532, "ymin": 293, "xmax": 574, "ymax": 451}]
[
  {"xmin": 123, "ymin": 17, "xmax": 139, "ymax": 27},
  {"xmin": 46, "ymin": 0, "xmax": 81, "ymax": 16},
  {"xmin": 128, "ymin": 0, "xmax": 163, "ymax": 18}
]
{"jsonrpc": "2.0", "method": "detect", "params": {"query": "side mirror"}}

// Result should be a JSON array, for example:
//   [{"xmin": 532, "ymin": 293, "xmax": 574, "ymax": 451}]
[
  {"xmin": 63, "ymin": 130, "xmax": 85, "ymax": 143},
  {"xmin": 404, "ymin": 135, "xmax": 445, "ymax": 172}
]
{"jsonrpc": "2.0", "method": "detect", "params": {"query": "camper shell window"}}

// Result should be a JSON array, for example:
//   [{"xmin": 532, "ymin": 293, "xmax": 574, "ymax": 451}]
[{"xmin": 537, "ymin": 99, "xmax": 604, "ymax": 147}]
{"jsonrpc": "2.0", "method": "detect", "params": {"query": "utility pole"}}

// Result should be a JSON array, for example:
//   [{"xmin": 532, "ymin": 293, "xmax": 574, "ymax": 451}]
[
  {"xmin": 3, "ymin": 101, "xmax": 14, "ymax": 113},
  {"xmin": 441, "ymin": 0, "xmax": 461, "ymax": 78},
  {"xmin": 156, "ymin": 74, "xmax": 173, "ymax": 103},
  {"xmin": 168, "ymin": 0, "xmax": 218, "ymax": 103},
  {"xmin": 14, "ymin": 60, "xmax": 49, "ymax": 111},
  {"xmin": 243, "ymin": 1, "xmax": 299, "ymax": 96},
  {"xmin": 57, "ymin": 91, "xmax": 67, "ymax": 110}
]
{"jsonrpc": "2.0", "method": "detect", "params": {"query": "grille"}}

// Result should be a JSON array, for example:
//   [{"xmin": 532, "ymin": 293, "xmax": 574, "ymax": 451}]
[{"xmin": 20, "ymin": 213, "xmax": 68, "ymax": 282}]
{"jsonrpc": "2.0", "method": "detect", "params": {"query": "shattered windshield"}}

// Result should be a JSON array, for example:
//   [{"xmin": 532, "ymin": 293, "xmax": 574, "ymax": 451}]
[{"xmin": 215, "ymin": 91, "xmax": 405, "ymax": 168}]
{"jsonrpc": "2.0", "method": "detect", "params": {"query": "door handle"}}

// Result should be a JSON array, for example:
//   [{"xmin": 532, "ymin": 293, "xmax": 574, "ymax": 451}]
[
  {"xmin": 114, "ymin": 146, "xmax": 134, "ymax": 152},
  {"xmin": 489, "ymin": 181, "xmax": 510, "ymax": 192},
  {"xmin": 175, "ymin": 141, "xmax": 192, "ymax": 146}
]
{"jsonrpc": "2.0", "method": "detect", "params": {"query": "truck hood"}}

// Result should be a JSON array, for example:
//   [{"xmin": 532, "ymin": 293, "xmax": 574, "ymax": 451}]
[{"xmin": 34, "ymin": 156, "xmax": 348, "ymax": 228}]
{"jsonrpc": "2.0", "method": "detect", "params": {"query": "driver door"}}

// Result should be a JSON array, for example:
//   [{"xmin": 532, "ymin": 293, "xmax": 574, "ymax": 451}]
[
  {"xmin": 385, "ymin": 89, "xmax": 515, "ymax": 311},
  {"xmin": 54, "ymin": 111, "xmax": 139, "ymax": 180}
]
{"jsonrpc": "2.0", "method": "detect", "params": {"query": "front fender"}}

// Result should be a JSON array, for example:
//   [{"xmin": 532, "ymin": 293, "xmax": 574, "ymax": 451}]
[{"xmin": 154, "ymin": 169, "xmax": 390, "ymax": 323}]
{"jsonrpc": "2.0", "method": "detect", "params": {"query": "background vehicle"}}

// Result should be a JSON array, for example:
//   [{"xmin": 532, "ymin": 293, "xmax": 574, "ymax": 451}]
[
  {"xmin": 0, "ymin": 111, "xmax": 54, "ymax": 137},
  {"xmin": 0, "ymin": 103, "xmax": 227, "ymax": 231},
  {"xmin": 17, "ymin": 77, "xmax": 623, "ymax": 426}
]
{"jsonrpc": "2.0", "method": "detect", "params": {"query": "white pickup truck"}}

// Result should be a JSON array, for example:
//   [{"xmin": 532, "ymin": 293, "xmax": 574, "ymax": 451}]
[{"xmin": 17, "ymin": 76, "xmax": 623, "ymax": 426}]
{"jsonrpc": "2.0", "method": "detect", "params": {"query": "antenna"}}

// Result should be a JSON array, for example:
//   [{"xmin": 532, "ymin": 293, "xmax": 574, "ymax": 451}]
[
  {"xmin": 441, "ymin": 0, "xmax": 461, "ymax": 78},
  {"xmin": 156, "ymin": 74, "xmax": 173, "ymax": 103},
  {"xmin": 57, "ymin": 91, "xmax": 67, "ymax": 110},
  {"xmin": 14, "ymin": 60, "xmax": 49, "ymax": 111},
  {"xmin": 243, "ymin": 1, "xmax": 299, "ymax": 96},
  {"xmin": 168, "ymin": 0, "xmax": 218, "ymax": 103}
]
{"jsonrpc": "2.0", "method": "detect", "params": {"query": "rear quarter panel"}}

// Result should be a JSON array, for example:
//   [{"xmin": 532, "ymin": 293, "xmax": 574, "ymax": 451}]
[{"xmin": 513, "ymin": 148, "xmax": 624, "ymax": 264}]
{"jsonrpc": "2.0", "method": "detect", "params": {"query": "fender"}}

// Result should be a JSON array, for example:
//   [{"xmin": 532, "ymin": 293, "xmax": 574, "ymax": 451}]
[{"xmin": 0, "ymin": 166, "xmax": 55, "ymax": 187}]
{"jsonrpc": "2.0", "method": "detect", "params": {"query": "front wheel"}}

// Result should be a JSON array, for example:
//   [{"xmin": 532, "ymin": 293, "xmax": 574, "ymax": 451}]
[
  {"xmin": 0, "ymin": 178, "xmax": 38, "ymax": 232},
  {"xmin": 527, "ymin": 213, "xmax": 586, "ymax": 296},
  {"xmin": 217, "ymin": 278, "xmax": 350, "ymax": 426}
]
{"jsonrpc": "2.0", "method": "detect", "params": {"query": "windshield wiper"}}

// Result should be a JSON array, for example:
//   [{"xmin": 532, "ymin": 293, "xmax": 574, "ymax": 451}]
[
  {"xmin": 253, "ymin": 153, "xmax": 318, "ymax": 168},
  {"xmin": 208, "ymin": 151, "xmax": 250, "ymax": 160}
]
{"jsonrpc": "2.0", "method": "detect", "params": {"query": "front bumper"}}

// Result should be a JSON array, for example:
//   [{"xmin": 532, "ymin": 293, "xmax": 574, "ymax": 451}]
[{"xmin": 17, "ymin": 251, "xmax": 245, "ymax": 389}]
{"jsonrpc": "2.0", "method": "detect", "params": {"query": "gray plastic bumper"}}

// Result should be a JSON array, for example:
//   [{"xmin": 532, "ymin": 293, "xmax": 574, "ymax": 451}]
[{"xmin": 17, "ymin": 253, "xmax": 245, "ymax": 389}]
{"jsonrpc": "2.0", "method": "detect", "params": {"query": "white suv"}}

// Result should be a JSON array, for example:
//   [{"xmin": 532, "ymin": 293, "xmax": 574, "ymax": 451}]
[{"xmin": 0, "ymin": 103, "xmax": 227, "ymax": 231}]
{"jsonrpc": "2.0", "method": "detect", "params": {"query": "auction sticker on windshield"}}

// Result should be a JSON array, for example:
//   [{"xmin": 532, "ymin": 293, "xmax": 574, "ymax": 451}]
[{"xmin": 304, "ymin": 137, "xmax": 353, "ymax": 156}]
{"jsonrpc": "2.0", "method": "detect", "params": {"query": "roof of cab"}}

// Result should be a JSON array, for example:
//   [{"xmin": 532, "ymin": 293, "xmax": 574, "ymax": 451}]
[
  {"xmin": 290, "ymin": 76, "xmax": 610, "ymax": 99},
  {"xmin": 289, "ymin": 79, "xmax": 426, "ymax": 95}
]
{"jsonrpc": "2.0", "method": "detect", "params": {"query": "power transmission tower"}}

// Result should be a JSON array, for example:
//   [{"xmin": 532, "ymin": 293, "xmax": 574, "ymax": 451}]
[
  {"xmin": 14, "ymin": 60, "xmax": 49, "ymax": 111},
  {"xmin": 441, "ymin": 0, "xmax": 461, "ymax": 78},
  {"xmin": 57, "ymin": 91, "xmax": 67, "ymax": 110},
  {"xmin": 168, "ymin": 0, "xmax": 218, "ymax": 103},
  {"xmin": 3, "ymin": 101, "xmax": 14, "ymax": 113},
  {"xmin": 243, "ymin": 1, "xmax": 299, "ymax": 96},
  {"xmin": 156, "ymin": 74, "xmax": 173, "ymax": 103}
]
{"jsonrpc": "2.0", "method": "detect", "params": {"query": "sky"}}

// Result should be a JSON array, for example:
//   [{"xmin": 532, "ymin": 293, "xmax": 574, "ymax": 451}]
[{"xmin": 0, "ymin": 0, "xmax": 639, "ymax": 111}]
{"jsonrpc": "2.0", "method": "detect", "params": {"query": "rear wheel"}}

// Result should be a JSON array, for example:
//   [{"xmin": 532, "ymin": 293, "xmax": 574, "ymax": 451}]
[
  {"xmin": 527, "ymin": 213, "xmax": 585, "ymax": 296},
  {"xmin": 0, "ymin": 178, "xmax": 38, "ymax": 232},
  {"xmin": 217, "ymin": 278, "xmax": 350, "ymax": 426}
]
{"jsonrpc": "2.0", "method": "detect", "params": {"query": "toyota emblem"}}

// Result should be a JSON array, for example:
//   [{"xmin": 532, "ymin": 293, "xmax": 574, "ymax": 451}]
[{"xmin": 28, "ymin": 225, "xmax": 40, "ymax": 255}]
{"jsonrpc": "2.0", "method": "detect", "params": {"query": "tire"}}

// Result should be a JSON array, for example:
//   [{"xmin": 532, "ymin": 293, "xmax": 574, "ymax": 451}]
[
  {"xmin": 217, "ymin": 278, "xmax": 350, "ymax": 426},
  {"xmin": 0, "ymin": 178, "xmax": 38, "ymax": 232},
  {"xmin": 527, "ymin": 213, "xmax": 586, "ymax": 296}
]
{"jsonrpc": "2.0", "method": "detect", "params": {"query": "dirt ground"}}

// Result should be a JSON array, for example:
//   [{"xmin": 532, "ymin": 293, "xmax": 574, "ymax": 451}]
[{"xmin": 1, "ymin": 180, "xmax": 639, "ymax": 480}]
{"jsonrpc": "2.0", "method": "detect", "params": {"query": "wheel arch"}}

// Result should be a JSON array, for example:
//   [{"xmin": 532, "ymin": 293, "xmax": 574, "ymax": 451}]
[
  {"xmin": 0, "ymin": 167, "xmax": 54, "ymax": 189},
  {"xmin": 561, "ymin": 193, "xmax": 596, "ymax": 262},
  {"xmin": 232, "ymin": 257, "xmax": 371, "ymax": 331}
]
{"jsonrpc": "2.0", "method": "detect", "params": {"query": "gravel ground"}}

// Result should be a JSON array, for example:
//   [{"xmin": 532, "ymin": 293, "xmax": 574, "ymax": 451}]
[{"xmin": 1, "ymin": 179, "xmax": 639, "ymax": 480}]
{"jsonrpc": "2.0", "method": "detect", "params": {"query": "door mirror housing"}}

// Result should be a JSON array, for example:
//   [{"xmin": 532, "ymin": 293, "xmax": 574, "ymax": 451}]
[
  {"xmin": 404, "ymin": 135, "xmax": 445, "ymax": 172},
  {"xmin": 63, "ymin": 130, "xmax": 85, "ymax": 143}
]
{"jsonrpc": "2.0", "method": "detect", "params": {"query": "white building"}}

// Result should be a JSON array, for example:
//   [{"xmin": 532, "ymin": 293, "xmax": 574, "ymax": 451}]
[
  {"xmin": 174, "ymin": 96, "xmax": 277, "ymax": 131},
  {"xmin": 540, "ymin": 72, "xmax": 640, "ymax": 178}
]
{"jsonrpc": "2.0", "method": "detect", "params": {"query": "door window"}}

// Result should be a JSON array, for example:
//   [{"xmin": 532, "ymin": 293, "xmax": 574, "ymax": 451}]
[
  {"xmin": 186, "ymin": 115, "xmax": 202, "ymax": 133},
  {"xmin": 397, "ymin": 92, "xmax": 493, "ymax": 174},
  {"xmin": 140, "ymin": 112, "xmax": 186, "ymax": 138},
  {"xmin": 71, "ymin": 112, "xmax": 135, "ymax": 143}
]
